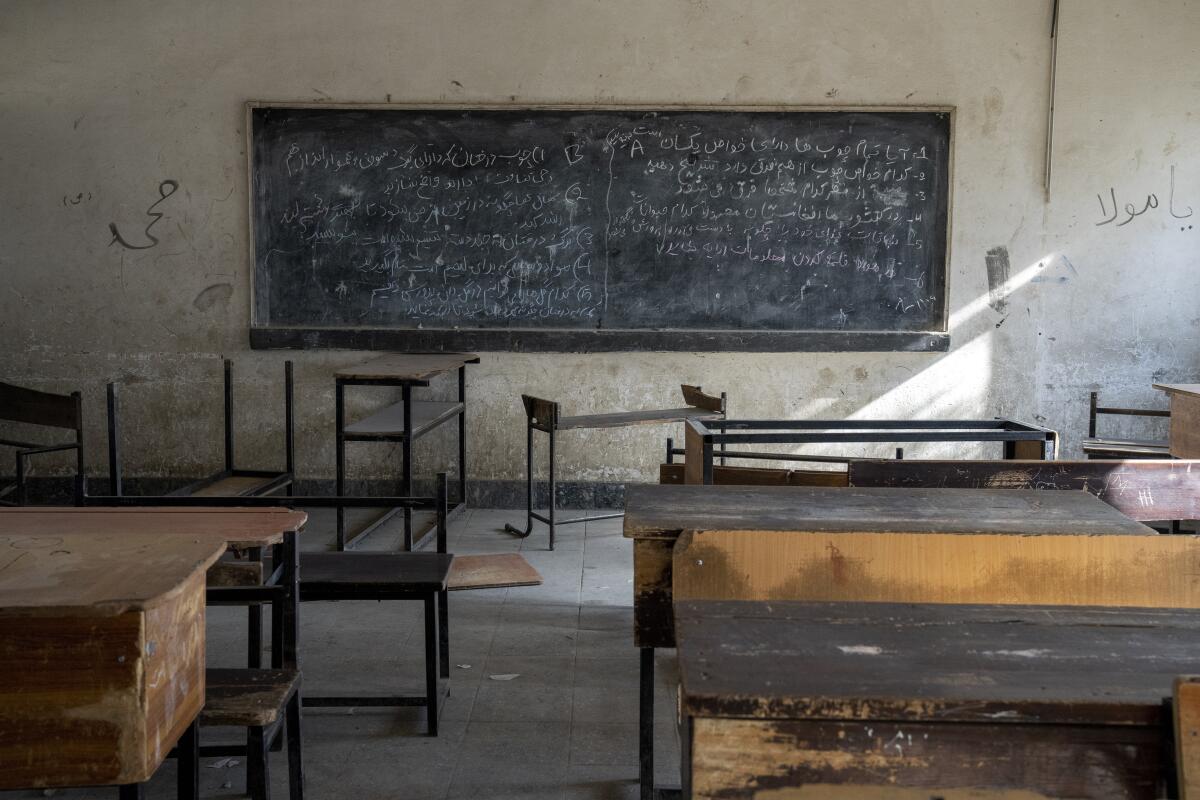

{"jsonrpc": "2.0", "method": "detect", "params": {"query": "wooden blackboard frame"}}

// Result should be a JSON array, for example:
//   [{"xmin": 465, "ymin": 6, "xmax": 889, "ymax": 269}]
[{"xmin": 246, "ymin": 101, "xmax": 955, "ymax": 353}]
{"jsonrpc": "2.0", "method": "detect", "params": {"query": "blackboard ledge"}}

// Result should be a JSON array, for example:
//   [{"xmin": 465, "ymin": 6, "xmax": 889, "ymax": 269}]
[{"xmin": 250, "ymin": 327, "xmax": 949, "ymax": 354}]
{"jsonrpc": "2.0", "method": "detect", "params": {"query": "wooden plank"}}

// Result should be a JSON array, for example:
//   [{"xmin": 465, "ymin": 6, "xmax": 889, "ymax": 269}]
[
  {"xmin": 846, "ymin": 459, "xmax": 1200, "ymax": 521},
  {"xmin": 659, "ymin": 462, "xmax": 848, "ymax": 487},
  {"xmin": 1178, "ymin": 677, "xmax": 1200, "ymax": 800},
  {"xmin": 684, "ymin": 421, "xmax": 706, "ymax": 485},
  {"xmin": 689, "ymin": 717, "xmax": 1164, "ymax": 800},
  {"xmin": 624, "ymin": 485, "xmax": 1154, "ymax": 542},
  {"xmin": 189, "ymin": 474, "xmax": 281, "ymax": 498},
  {"xmin": 447, "ymin": 553, "xmax": 542, "ymax": 591},
  {"xmin": 334, "ymin": 352, "xmax": 479, "ymax": 381},
  {"xmin": 558, "ymin": 406, "xmax": 721, "ymax": 430},
  {"xmin": 679, "ymin": 600, "xmax": 1185, "ymax": 799},
  {"xmin": 1155, "ymin": 383, "xmax": 1200, "ymax": 399},
  {"xmin": 0, "ymin": 381, "xmax": 79, "ymax": 429},
  {"xmin": 675, "ymin": 600, "xmax": 1200, "ymax": 723},
  {"xmin": 681, "ymin": 384, "xmax": 723, "ymax": 413},
  {"xmin": 672, "ymin": 526, "xmax": 1197, "ymax": 609},
  {"xmin": 0, "ymin": 507, "xmax": 307, "ymax": 549},
  {"xmin": 1169, "ymin": 394, "xmax": 1200, "ymax": 459},
  {"xmin": 634, "ymin": 538, "xmax": 675, "ymax": 648},
  {"xmin": 0, "ymin": 535, "xmax": 217, "ymax": 788},
  {"xmin": 202, "ymin": 669, "xmax": 298, "ymax": 727}
]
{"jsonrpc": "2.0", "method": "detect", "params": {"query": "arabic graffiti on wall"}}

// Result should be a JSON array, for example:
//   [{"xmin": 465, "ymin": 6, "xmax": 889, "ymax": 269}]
[{"xmin": 1096, "ymin": 165, "xmax": 1193, "ymax": 229}]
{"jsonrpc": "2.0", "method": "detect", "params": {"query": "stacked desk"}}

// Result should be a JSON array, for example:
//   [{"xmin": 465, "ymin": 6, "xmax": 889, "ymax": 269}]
[
  {"xmin": 335, "ymin": 352, "xmax": 478, "ymax": 550},
  {"xmin": 624, "ymin": 484, "xmax": 1200, "ymax": 799}
]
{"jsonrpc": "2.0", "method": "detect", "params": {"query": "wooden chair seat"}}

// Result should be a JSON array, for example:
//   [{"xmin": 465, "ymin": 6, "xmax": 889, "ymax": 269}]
[
  {"xmin": 188, "ymin": 474, "xmax": 286, "ymax": 498},
  {"xmin": 1081, "ymin": 436, "xmax": 1170, "ymax": 458},
  {"xmin": 201, "ymin": 668, "xmax": 299, "ymax": 728},
  {"xmin": 447, "ymin": 553, "xmax": 542, "ymax": 591}
]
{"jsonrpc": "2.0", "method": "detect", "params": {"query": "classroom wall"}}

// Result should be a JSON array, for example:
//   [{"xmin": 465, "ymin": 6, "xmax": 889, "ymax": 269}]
[{"xmin": 1, "ymin": 0, "xmax": 1197, "ymax": 491}]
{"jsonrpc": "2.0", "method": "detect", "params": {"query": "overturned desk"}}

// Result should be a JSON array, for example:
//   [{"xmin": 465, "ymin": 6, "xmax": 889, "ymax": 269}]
[{"xmin": 335, "ymin": 352, "xmax": 478, "ymax": 550}]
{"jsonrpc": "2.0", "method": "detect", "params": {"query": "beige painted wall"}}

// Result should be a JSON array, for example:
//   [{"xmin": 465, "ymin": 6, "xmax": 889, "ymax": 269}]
[{"xmin": 1, "ymin": 0, "xmax": 1197, "ymax": 485}]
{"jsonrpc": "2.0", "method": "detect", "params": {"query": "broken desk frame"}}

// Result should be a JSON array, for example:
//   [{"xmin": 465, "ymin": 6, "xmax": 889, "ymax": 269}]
[
  {"xmin": 335, "ymin": 353, "xmax": 478, "ymax": 551},
  {"xmin": 675, "ymin": 416, "xmax": 1058, "ymax": 484},
  {"xmin": 505, "ymin": 385, "xmax": 726, "ymax": 550},
  {"xmin": 0, "ymin": 380, "xmax": 85, "ymax": 506}
]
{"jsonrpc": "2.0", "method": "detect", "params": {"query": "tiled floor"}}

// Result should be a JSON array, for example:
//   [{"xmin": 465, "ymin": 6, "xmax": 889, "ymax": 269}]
[{"xmin": 5, "ymin": 508, "xmax": 681, "ymax": 799}]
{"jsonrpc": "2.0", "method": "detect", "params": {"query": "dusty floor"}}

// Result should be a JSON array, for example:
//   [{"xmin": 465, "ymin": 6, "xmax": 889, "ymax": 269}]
[{"xmin": 4, "ymin": 507, "xmax": 681, "ymax": 799}]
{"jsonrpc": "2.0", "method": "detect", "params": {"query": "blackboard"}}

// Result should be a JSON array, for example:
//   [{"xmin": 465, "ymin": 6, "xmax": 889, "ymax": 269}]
[{"xmin": 248, "ymin": 104, "xmax": 952, "ymax": 352}]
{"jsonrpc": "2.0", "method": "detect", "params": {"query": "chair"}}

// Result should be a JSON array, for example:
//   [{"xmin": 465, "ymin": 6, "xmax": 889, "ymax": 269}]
[
  {"xmin": 0, "ymin": 381, "xmax": 84, "ymax": 505},
  {"xmin": 200, "ymin": 669, "xmax": 303, "ymax": 800},
  {"xmin": 297, "ymin": 473, "xmax": 452, "ymax": 735},
  {"xmin": 505, "ymin": 384, "xmax": 726, "ymax": 549},
  {"xmin": 1081, "ymin": 391, "xmax": 1169, "ymax": 459},
  {"xmin": 107, "ymin": 359, "xmax": 294, "ymax": 498}
]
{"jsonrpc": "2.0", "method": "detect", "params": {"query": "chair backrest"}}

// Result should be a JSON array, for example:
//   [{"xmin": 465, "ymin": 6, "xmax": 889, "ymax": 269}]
[
  {"xmin": 0, "ymin": 382, "xmax": 82, "ymax": 430},
  {"xmin": 680, "ymin": 385, "xmax": 724, "ymax": 414},
  {"xmin": 847, "ymin": 458, "xmax": 1200, "ymax": 522},
  {"xmin": 1088, "ymin": 391, "xmax": 1169, "ymax": 437}
]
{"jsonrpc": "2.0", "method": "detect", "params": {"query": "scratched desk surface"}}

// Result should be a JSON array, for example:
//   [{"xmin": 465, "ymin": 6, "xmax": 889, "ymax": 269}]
[{"xmin": 676, "ymin": 599, "xmax": 1192, "ymax": 800}]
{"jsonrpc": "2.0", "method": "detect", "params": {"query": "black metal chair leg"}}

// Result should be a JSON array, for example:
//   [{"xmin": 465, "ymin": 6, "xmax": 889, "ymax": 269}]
[
  {"xmin": 640, "ymin": 647, "xmax": 654, "ymax": 800},
  {"xmin": 438, "ymin": 589, "xmax": 449, "ymax": 680},
  {"xmin": 504, "ymin": 419, "xmax": 535, "ymax": 539},
  {"xmin": 335, "ymin": 380, "xmax": 346, "ymax": 551},
  {"xmin": 286, "ymin": 692, "xmax": 305, "ymax": 800},
  {"xmin": 425, "ymin": 593, "xmax": 439, "ymax": 736},
  {"xmin": 547, "ymin": 425, "xmax": 556, "ymax": 551},
  {"xmin": 177, "ymin": 718, "xmax": 199, "ymax": 800},
  {"xmin": 248, "ymin": 726, "xmax": 270, "ymax": 800},
  {"xmin": 118, "ymin": 784, "xmax": 145, "ymax": 800}
]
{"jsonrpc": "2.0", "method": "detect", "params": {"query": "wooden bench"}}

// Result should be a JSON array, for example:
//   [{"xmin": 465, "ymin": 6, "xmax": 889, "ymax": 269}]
[
  {"xmin": 0, "ymin": 380, "xmax": 84, "ymax": 505},
  {"xmin": 1082, "ymin": 390, "xmax": 1170, "ymax": 459},
  {"xmin": 202, "ymin": 669, "xmax": 302, "ymax": 800},
  {"xmin": 107, "ymin": 359, "xmax": 294, "ymax": 499},
  {"xmin": 505, "ymin": 384, "xmax": 725, "ymax": 549},
  {"xmin": 846, "ymin": 457, "xmax": 1200, "ymax": 527},
  {"xmin": 677, "ymin": 599, "xmax": 1200, "ymax": 799}
]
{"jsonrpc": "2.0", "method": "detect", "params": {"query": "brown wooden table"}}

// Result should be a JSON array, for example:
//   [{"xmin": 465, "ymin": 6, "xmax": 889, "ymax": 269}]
[
  {"xmin": 0, "ymin": 531, "xmax": 225, "ymax": 793},
  {"xmin": 1156, "ymin": 383, "xmax": 1200, "ymax": 458},
  {"xmin": 335, "ymin": 352, "xmax": 479, "ymax": 550},
  {"xmin": 624, "ymin": 483, "xmax": 1196, "ymax": 800},
  {"xmin": 677, "ymin": 599, "xmax": 1194, "ymax": 799}
]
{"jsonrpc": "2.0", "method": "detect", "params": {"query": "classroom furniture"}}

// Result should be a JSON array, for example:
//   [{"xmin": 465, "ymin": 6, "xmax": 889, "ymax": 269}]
[
  {"xmin": 676, "ymin": 599, "xmax": 1196, "ymax": 799},
  {"xmin": 202, "ymin": 669, "xmax": 303, "ymax": 800},
  {"xmin": 249, "ymin": 106, "xmax": 952, "ymax": 355},
  {"xmin": 1156, "ymin": 383, "xmax": 1200, "ymax": 458},
  {"xmin": 334, "ymin": 352, "xmax": 478, "ymax": 551},
  {"xmin": 1082, "ymin": 390, "xmax": 1170, "ymax": 458},
  {"xmin": 846, "ymin": 457, "xmax": 1200, "ymax": 525},
  {"xmin": 2, "ymin": 506, "xmax": 308, "ymax": 799},
  {"xmin": 678, "ymin": 416, "xmax": 1057, "ymax": 484},
  {"xmin": 297, "ymin": 473, "xmax": 451, "ymax": 735},
  {"xmin": 0, "ymin": 380, "xmax": 84, "ymax": 505},
  {"xmin": 106, "ymin": 359, "xmax": 294, "ymax": 498},
  {"xmin": 623, "ymin": 483, "xmax": 1186, "ymax": 800},
  {"xmin": 0, "ymin": 531, "xmax": 224, "ymax": 795},
  {"xmin": 505, "ymin": 385, "xmax": 725, "ymax": 549}
]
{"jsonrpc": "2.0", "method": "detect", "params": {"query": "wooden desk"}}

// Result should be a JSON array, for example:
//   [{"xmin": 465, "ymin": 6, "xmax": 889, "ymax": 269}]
[
  {"xmin": 677, "ymin": 599, "xmax": 1192, "ymax": 799},
  {"xmin": 335, "ymin": 352, "xmax": 479, "ymax": 550},
  {"xmin": 1, "ymin": 506, "xmax": 308, "ymax": 669},
  {"xmin": 1155, "ymin": 383, "xmax": 1200, "ymax": 458},
  {"xmin": 0, "ymin": 532, "xmax": 225, "ymax": 790},
  {"xmin": 624, "ymin": 483, "xmax": 1190, "ymax": 800}
]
